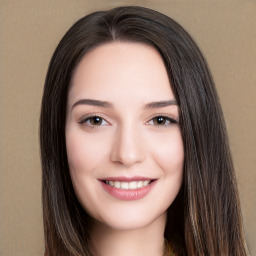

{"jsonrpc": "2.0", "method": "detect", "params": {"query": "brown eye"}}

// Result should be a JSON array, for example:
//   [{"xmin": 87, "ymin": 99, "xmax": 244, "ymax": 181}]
[
  {"xmin": 149, "ymin": 116, "xmax": 177, "ymax": 126},
  {"xmin": 89, "ymin": 116, "xmax": 103, "ymax": 125},
  {"xmin": 153, "ymin": 116, "xmax": 167, "ymax": 125},
  {"xmin": 79, "ymin": 116, "xmax": 108, "ymax": 126}
]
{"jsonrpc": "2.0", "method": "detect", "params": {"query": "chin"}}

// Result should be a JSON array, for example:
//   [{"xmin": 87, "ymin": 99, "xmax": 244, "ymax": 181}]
[
  {"xmin": 107, "ymin": 218, "xmax": 152, "ymax": 231},
  {"xmin": 92, "ymin": 208, "xmax": 167, "ymax": 232}
]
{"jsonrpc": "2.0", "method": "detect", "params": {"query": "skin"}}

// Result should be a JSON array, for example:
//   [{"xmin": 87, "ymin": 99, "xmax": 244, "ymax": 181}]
[{"xmin": 65, "ymin": 42, "xmax": 184, "ymax": 256}]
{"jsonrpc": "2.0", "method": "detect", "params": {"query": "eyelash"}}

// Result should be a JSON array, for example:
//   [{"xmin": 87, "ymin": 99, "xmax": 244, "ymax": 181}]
[
  {"xmin": 78, "ymin": 115, "xmax": 178, "ymax": 129},
  {"xmin": 147, "ymin": 116, "xmax": 177, "ymax": 127}
]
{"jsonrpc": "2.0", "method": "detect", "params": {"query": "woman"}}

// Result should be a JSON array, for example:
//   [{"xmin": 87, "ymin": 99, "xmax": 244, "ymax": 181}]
[{"xmin": 40, "ymin": 6, "xmax": 249, "ymax": 256}]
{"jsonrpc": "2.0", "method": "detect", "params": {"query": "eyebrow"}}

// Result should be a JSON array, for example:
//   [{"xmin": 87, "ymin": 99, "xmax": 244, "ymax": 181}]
[
  {"xmin": 71, "ymin": 98, "xmax": 178, "ymax": 111},
  {"xmin": 71, "ymin": 99, "xmax": 113, "ymax": 110},
  {"xmin": 144, "ymin": 99, "xmax": 178, "ymax": 109}
]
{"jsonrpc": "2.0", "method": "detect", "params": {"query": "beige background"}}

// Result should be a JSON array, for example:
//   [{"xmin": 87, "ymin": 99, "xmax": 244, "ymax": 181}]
[{"xmin": 0, "ymin": 1, "xmax": 255, "ymax": 255}]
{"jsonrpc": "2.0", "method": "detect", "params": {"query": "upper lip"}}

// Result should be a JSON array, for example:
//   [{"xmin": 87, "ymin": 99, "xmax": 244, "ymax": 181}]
[{"xmin": 100, "ymin": 176, "xmax": 156, "ymax": 182}]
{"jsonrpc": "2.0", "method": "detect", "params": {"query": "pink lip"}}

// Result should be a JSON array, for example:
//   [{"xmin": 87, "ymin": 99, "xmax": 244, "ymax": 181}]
[
  {"xmin": 100, "ymin": 178, "xmax": 157, "ymax": 201},
  {"xmin": 102, "ymin": 176, "xmax": 154, "ymax": 182}
]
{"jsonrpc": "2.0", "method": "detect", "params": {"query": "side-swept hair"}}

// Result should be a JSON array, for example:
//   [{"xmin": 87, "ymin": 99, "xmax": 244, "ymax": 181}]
[{"xmin": 40, "ymin": 6, "xmax": 249, "ymax": 256}]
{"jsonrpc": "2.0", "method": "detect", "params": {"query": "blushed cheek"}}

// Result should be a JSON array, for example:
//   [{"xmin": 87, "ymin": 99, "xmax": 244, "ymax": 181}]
[
  {"xmin": 66, "ymin": 135, "xmax": 83, "ymax": 172},
  {"xmin": 153, "ymin": 131, "xmax": 184, "ymax": 175},
  {"xmin": 65, "ymin": 132, "xmax": 96, "ymax": 203},
  {"xmin": 168, "ymin": 138, "xmax": 184, "ymax": 171},
  {"xmin": 65, "ymin": 130, "xmax": 109, "ymax": 175},
  {"xmin": 65, "ymin": 132, "xmax": 95, "ymax": 176}
]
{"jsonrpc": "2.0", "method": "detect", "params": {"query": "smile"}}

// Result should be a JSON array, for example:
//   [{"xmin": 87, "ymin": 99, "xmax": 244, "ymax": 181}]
[
  {"xmin": 105, "ymin": 180, "xmax": 151, "ymax": 189},
  {"xmin": 100, "ymin": 177, "xmax": 157, "ymax": 201}
]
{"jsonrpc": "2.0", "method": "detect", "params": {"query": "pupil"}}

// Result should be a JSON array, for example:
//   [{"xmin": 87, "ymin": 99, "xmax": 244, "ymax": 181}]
[
  {"xmin": 92, "ymin": 117, "xmax": 102, "ymax": 125},
  {"xmin": 155, "ymin": 116, "xmax": 165, "ymax": 125}
]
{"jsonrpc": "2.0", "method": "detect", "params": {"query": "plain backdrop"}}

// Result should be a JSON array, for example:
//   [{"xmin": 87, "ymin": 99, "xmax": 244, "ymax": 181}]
[{"xmin": 0, "ymin": 1, "xmax": 255, "ymax": 255}]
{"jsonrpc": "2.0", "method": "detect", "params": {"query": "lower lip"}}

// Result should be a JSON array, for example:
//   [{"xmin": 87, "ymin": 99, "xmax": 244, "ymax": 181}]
[{"xmin": 101, "ymin": 180, "xmax": 157, "ymax": 201}]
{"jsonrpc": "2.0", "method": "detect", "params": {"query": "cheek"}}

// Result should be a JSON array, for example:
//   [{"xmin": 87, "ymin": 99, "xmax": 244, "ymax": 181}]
[
  {"xmin": 150, "ymin": 128, "xmax": 184, "ymax": 175},
  {"xmin": 151, "ymin": 129, "xmax": 184, "ymax": 208},
  {"xmin": 65, "ymin": 130, "xmax": 107, "ymax": 173},
  {"xmin": 65, "ymin": 130, "xmax": 108, "ymax": 206},
  {"xmin": 65, "ymin": 130, "xmax": 109, "ymax": 217}
]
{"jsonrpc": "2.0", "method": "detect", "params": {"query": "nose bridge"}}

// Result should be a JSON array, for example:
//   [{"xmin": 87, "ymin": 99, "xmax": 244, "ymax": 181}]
[{"xmin": 110, "ymin": 121, "xmax": 145, "ymax": 167}]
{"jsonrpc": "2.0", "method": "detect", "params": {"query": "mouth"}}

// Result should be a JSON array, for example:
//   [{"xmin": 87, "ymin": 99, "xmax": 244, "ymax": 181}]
[
  {"xmin": 99, "ymin": 177, "xmax": 157, "ymax": 201},
  {"xmin": 102, "ymin": 179, "xmax": 155, "ymax": 190}
]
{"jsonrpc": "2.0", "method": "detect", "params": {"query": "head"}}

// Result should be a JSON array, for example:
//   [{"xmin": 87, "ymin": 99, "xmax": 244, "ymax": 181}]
[
  {"xmin": 65, "ymin": 41, "xmax": 184, "ymax": 232},
  {"xmin": 40, "ymin": 6, "xmax": 248, "ymax": 256}
]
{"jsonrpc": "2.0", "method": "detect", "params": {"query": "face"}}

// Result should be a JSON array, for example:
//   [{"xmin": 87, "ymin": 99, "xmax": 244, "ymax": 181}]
[{"xmin": 65, "ymin": 42, "xmax": 184, "ymax": 231}]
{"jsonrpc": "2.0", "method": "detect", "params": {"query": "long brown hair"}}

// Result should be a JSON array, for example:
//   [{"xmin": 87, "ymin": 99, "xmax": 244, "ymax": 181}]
[{"xmin": 40, "ymin": 6, "xmax": 249, "ymax": 256}]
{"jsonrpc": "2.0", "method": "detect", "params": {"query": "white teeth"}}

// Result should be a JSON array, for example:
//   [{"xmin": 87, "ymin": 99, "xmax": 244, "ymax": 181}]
[
  {"xmin": 129, "ymin": 181, "xmax": 137, "ymax": 189},
  {"xmin": 137, "ymin": 181, "xmax": 143, "ymax": 188},
  {"xmin": 106, "ymin": 180, "xmax": 151, "ymax": 189},
  {"xmin": 109, "ymin": 181, "xmax": 114, "ymax": 186},
  {"xmin": 121, "ymin": 182, "xmax": 129, "ymax": 189},
  {"xmin": 144, "ymin": 180, "xmax": 150, "ymax": 186},
  {"xmin": 115, "ymin": 181, "xmax": 121, "ymax": 188}
]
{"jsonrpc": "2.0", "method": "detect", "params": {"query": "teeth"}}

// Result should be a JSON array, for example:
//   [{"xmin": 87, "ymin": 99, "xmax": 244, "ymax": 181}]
[
  {"xmin": 137, "ymin": 181, "xmax": 143, "ymax": 188},
  {"xmin": 129, "ymin": 181, "xmax": 137, "ymax": 189},
  {"xmin": 143, "ymin": 180, "xmax": 150, "ymax": 186},
  {"xmin": 121, "ymin": 182, "xmax": 129, "ymax": 189},
  {"xmin": 115, "ymin": 181, "xmax": 121, "ymax": 188},
  {"xmin": 106, "ymin": 180, "xmax": 151, "ymax": 189}
]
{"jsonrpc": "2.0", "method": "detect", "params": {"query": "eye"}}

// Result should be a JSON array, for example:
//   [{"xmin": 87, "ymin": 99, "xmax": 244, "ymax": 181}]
[
  {"xmin": 147, "ymin": 115, "xmax": 177, "ymax": 126},
  {"xmin": 79, "ymin": 115, "xmax": 108, "ymax": 127}
]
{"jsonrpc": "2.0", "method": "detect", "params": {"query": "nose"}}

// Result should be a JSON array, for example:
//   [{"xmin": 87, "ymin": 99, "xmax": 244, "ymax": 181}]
[{"xmin": 110, "ymin": 125, "xmax": 146, "ymax": 167}]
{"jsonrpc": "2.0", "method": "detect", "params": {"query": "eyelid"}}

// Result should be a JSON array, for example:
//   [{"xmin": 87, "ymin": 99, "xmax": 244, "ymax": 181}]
[
  {"xmin": 78, "ymin": 114, "xmax": 110, "ymax": 127},
  {"xmin": 146, "ymin": 114, "xmax": 178, "ymax": 127},
  {"xmin": 78, "ymin": 113, "xmax": 178, "ymax": 128}
]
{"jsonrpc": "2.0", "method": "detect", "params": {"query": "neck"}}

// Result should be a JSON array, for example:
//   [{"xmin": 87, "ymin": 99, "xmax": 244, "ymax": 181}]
[{"xmin": 90, "ymin": 212, "xmax": 167, "ymax": 256}]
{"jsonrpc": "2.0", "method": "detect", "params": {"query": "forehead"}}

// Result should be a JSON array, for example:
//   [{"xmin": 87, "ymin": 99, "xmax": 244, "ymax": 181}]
[{"xmin": 68, "ymin": 41, "xmax": 174, "ymax": 105}]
